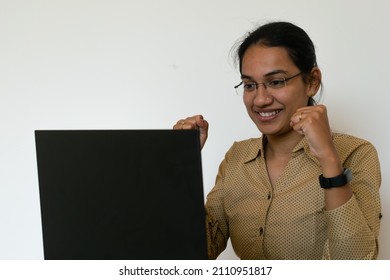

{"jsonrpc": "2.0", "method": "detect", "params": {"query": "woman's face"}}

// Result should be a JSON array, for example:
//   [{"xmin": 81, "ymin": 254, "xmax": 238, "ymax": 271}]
[{"xmin": 241, "ymin": 45, "xmax": 311, "ymax": 137}]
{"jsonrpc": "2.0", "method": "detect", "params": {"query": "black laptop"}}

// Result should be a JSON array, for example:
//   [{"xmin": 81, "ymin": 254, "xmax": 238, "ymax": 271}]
[{"xmin": 35, "ymin": 129, "xmax": 207, "ymax": 260}]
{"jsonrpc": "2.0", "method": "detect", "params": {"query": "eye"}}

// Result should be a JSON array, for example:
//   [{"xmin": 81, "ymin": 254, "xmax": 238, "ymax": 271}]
[
  {"xmin": 243, "ymin": 82, "xmax": 257, "ymax": 91},
  {"xmin": 268, "ymin": 79, "xmax": 285, "ymax": 88}
]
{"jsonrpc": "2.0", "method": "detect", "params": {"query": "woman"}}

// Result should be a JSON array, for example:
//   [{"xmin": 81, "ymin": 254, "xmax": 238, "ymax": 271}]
[{"xmin": 173, "ymin": 21, "xmax": 381, "ymax": 259}]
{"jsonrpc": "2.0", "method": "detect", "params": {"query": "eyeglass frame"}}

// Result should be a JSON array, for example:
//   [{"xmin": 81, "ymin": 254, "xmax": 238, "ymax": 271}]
[{"xmin": 234, "ymin": 72, "xmax": 303, "ymax": 96}]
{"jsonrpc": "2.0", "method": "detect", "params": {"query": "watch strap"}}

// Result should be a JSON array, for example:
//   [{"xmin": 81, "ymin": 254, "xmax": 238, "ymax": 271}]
[{"xmin": 319, "ymin": 168, "xmax": 352, "ymax": 189}]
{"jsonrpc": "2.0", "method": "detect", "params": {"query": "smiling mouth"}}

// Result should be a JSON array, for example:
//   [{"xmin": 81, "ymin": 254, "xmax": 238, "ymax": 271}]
[{"xmin": 257, "ymin": 110, "xmax": 282, "ymax": 118}]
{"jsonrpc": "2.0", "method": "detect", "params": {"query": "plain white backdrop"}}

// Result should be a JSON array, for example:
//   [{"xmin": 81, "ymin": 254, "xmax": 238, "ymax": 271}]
[{"xmin": 0, "ymin": 0, "xmax": 389, "ymax": 260}]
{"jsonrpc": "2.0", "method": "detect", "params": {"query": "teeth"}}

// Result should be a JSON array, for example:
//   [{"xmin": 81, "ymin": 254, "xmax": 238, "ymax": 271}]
[{"xmin": 259, "ymin": 110, "xmax": 279, "ymax": 117}]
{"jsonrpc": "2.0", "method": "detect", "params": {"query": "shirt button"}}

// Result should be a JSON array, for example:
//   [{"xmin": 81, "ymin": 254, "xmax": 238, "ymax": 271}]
[
  {"xmin": 259, "ymin": 227, "xmax": 264, "ymax": 236},
  {"xmin": 267, "ymin": 193, "xmax": 271, "ymax": 200}
]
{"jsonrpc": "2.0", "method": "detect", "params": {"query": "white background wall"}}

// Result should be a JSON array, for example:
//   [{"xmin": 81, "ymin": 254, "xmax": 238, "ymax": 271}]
[{"xmin": 0, "ymin": 0, "xmax": 388, "ymax": 260}]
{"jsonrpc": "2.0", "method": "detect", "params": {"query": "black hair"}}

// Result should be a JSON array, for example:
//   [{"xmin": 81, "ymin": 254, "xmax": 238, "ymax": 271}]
[{"xmin": 236, "ymin": 21, "xmax": 320, "ymax": 105}]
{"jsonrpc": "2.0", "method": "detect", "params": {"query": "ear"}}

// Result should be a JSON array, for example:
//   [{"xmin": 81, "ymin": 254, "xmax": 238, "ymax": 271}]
[{"xmin": 307, "ymin": 67, "xmax": 322, "ymax": 97}]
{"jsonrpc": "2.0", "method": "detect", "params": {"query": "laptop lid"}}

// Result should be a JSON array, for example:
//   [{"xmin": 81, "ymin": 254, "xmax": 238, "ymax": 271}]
[{"xmin": 35, "ymin": 129, "xmax": 207, "ymax": 260}]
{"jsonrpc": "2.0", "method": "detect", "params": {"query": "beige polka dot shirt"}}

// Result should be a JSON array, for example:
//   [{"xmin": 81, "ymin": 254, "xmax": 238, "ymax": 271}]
[{"xmin": 205, "ymin": 133, "xmax": 381, "ymax": 259}]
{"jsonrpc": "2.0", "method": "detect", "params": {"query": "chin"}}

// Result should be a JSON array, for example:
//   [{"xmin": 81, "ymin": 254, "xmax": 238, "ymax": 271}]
[
  {"xmin": 256, "ymin": 124, "xmax": 287, "ymax": 137},
  {"xmin": 255, "ymin": 125, "xmax": 270, "ymax": 135},
  {"xmin": 255, "ymin": 121, "xmax": 274, "ymax": 133}
]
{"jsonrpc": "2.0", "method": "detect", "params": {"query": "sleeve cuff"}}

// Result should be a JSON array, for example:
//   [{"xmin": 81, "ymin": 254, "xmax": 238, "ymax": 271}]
[{"xmin": 324, "ymin": 194, "xmax": 367, "ymax": 241}]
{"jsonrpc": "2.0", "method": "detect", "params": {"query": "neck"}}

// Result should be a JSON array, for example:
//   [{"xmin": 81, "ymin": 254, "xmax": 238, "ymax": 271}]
[{"xmin": 265, "ymin": 131, "xmax": 304, "ymax": 157}]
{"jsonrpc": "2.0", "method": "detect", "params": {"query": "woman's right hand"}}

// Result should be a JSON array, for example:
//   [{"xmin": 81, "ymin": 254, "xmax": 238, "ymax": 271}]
[{"xmin": 173, "ymin": 115, "xmax": 209, "ymax": 150}]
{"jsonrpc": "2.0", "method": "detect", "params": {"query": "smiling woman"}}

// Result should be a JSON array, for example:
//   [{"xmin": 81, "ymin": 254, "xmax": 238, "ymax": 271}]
[
  {"xmin": 173, "ymin": 21, "xmax": 382, "ymax": 260},
  {"xmin": 240, "ymin": 45, "xmax": 318, "ymax": 138}
]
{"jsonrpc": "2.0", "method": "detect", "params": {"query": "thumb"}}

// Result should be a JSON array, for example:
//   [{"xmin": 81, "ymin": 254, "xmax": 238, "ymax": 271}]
[{"xmin": 195, "ymin": 115, "xmax": 208, "ymax": 149}]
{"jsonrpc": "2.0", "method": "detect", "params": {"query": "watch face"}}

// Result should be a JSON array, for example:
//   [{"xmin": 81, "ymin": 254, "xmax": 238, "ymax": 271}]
[{"xmin": 345, "ymin": 168, "xmax": 353, "ymax": 182}]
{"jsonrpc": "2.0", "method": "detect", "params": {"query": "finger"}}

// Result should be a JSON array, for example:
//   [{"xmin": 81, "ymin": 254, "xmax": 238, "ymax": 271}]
[
  {"xmin": 290, "ymin": 111, "xmax": 304, "ymax": 126},
  {"xmin": 173, "ymin": 119, "xmax": 186, "ymax": 130},
  {"xmin": 173, "ymin": 117, "xmax": 199, "ymax": 130},
  {"xmin": 300, "ymin": 111, "xmax": 304, "ymax": 121},
  {"xmin": 196, "ymin": 117, "xmax": 209, "ymax": 150},
  {"xmin": 295, "ymin": 106, "xmax": 312, "ymax": 113},
  {"xmin": 198, "ymin": 120, "xmax": 209, "ymax": 143},
  {"xmin": 198, "ymin": 119, "xmax": 209, "ymax": 131},
  {"xmin": 194, "ymin": 115, "xmax": 208, "ymax": 130},
  {"xmin": 290, "ymin": 110, "xmax": 306, "ymax": 135}
]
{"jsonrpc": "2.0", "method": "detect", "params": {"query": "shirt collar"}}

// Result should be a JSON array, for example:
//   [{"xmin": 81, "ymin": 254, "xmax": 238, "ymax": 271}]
[{"xmin": 243, "ymin": 135, "xmax": 321, "ymax": 167}]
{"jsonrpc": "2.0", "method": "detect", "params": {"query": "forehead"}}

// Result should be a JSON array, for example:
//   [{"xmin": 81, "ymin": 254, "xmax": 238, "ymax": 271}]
[{"xmin": 241, "ymin": 45, "xmax": 297, "ymax": 76}]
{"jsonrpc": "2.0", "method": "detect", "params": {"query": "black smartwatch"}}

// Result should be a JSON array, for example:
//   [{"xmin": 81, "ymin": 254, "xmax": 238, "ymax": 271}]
[{"xmin": 319, "ymin": 168, "xmax": 352, "ymax": 189}]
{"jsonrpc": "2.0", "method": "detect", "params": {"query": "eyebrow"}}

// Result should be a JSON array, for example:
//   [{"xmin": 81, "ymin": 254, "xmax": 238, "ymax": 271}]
[{"xmin": 241, "ymin": 69, "xmax": 288, "ymax": 80}]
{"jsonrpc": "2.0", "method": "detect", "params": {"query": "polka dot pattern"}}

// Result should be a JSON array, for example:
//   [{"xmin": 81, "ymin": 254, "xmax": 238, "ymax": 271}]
[{"xmin": 205, "ymin": 133, "xmax": 381, "ymax": 259}]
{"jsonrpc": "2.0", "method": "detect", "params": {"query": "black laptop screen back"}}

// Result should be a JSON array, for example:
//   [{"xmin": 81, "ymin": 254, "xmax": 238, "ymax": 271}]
[{"xmin": 35, "ymin": 130, "xmax": 207, "ymax": 260}]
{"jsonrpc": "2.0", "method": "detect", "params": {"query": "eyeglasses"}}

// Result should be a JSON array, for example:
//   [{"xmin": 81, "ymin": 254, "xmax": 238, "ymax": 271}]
[{"xmin": 234, "ymin": 72, "xmax": 302, "ymax": 96}]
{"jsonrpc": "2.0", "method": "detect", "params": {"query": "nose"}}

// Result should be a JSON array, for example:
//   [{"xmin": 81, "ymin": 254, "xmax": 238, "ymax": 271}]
[{"xmin": 253, "ymin": 84, "xmax": 273, "ymax": 106}]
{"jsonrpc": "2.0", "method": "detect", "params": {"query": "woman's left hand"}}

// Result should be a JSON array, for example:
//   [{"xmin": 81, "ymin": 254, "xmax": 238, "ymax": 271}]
[{"xmin": 290, "ymin": 105, "xmax": 337, "ymax": 163}]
